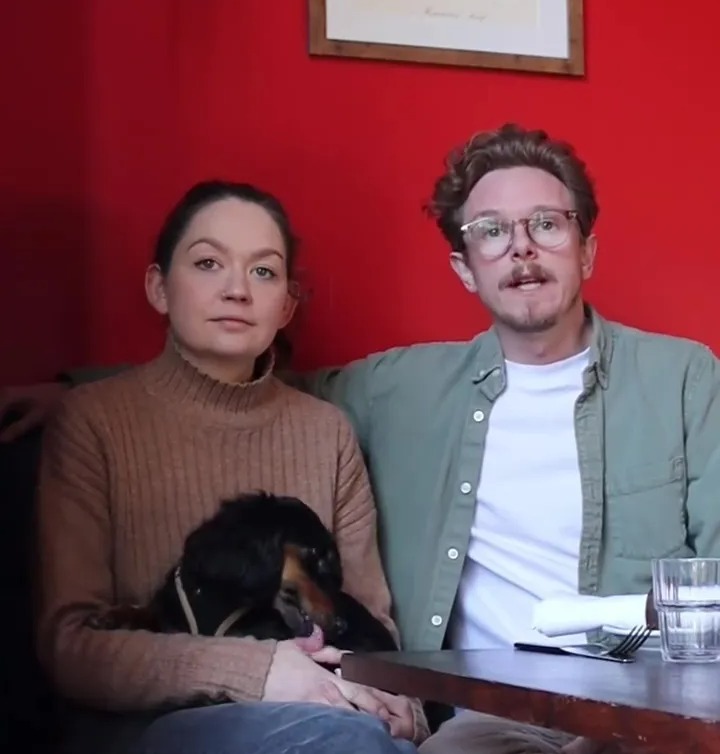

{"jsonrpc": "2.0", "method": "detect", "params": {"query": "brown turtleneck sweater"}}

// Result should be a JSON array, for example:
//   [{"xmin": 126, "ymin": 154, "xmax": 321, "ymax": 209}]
[{"xmin": 36, "ymin": 343, "xmax": 399, "ymax": 713}]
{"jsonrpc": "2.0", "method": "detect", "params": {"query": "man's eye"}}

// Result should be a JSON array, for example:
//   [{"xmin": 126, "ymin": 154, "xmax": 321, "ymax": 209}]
[
  {"xmin": 532, "ymin": 218, "xmax": 557, "ymax": 231},
  {"xmin": 478, "ymin": 223, "xmax": 504, "ymax": 239}
]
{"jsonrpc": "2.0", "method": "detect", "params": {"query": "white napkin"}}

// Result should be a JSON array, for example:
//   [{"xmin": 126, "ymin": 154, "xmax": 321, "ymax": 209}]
[{"xmin": 532, "ymin": 594, "xmax": 647, "ymax": 637}]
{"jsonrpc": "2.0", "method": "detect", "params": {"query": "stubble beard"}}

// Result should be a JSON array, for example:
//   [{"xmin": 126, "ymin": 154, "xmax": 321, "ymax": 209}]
[{"xmin": 490, "ymin": 287, "xmax": 582, "ymax": 335}]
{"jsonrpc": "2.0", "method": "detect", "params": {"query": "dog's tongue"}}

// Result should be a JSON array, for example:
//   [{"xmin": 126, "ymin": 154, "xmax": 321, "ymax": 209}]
[{"xmin": 294, "ymin": 623, "xmax": 325, "ymax": 653}]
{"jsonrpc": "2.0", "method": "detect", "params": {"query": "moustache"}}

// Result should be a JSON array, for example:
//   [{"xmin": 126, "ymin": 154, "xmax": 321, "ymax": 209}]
[{"xmin": 499, "ymin": 263, "xmax": 555, "ymax": 290}]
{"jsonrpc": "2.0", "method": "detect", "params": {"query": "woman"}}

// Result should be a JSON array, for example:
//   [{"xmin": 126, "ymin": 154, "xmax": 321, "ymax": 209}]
[{"xmin": 36, "ymin": 181, "xmax": 424, "ymax": 753}]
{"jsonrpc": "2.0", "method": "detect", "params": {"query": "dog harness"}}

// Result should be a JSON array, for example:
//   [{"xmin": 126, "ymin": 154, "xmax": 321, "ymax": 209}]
[{"xmin": 174, "ymin": 567, "xmax": 247, "ymax": 637}]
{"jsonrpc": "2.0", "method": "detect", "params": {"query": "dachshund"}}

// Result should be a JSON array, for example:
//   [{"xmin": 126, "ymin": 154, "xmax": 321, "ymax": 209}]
[{"xmin": 90, "ymin": 492, "xmax": 397, "ymax": 654}]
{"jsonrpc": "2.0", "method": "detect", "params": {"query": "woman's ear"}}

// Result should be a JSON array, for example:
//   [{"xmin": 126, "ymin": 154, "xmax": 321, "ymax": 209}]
[
  {"xmin": 279, "ymin": 282, "xmax": 300, "ymax": 328},
  {"xmin": 145, "ymin": 264, "xmax": 168, "ymax": 315},
  {"xmin": 279, "ymin": 295, "xmax": 298, "ymax": 329}
]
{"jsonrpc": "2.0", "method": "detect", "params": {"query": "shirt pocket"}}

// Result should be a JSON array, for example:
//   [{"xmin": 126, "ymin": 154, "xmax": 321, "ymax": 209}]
[{"xmin": 604, "ymin": 457, "xmax": 687, "ymax": 559}]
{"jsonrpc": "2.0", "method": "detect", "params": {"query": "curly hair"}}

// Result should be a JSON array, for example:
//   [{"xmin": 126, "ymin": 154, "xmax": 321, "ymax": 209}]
[{"xmin": 426, "ymin": 123, "xmax": 598, "ymax": 254}]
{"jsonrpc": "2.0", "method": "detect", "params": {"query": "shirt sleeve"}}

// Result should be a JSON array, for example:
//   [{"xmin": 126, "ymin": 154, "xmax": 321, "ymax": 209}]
[
  {"xmin": 683, "ymin": 346, "xmax": 720, "ymax": 557},
  {"xmin": 330, "ymin": 415, "xmax": 398, "ymax": 641},
  {"xmin": 330, "ymin": 415, "xmax": 429, "ymax": 744}
]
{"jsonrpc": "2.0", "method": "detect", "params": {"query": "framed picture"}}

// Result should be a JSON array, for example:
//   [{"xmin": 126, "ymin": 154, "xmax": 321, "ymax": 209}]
[{"xmin": 308, "ymin": 0, "xmax": 584, "ymax": 76}]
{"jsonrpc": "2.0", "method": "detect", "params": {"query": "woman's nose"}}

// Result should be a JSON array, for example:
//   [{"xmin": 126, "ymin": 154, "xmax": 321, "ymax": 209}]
[{"xmin": 221, "ymin": 271, "xmax": 252, "ymax": 302}]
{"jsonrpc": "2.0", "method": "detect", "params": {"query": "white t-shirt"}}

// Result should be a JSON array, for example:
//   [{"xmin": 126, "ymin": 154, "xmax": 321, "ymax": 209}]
[{"xmin": 450, "ymin": 348, "xmax": 590, "ymax": 649}]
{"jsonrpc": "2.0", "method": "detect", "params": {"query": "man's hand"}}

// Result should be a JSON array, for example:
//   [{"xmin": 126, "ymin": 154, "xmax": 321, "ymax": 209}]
[
  {"xmin": 264, "ymin": 640, "xmax": 414, "ymax": 739},
  {"xmin": 0, "ymin": 382, "xmax": 68, "ymax": 442}
]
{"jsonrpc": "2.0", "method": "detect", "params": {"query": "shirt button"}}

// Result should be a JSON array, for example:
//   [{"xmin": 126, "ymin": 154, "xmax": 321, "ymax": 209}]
[
  {"xmin": 472, "ymin": 410, "xmax": 485, "ymax": 422},
  {"xmin": 447, "ymin": 547, "xmax": 459, "ymax": 560},
  {"xmin": 431, "ymin": 615, "xmax": 443, "ymax": 627},
  {"xmin": 460, "ymin": 482, "xmax": 472, "ymax": 494}
]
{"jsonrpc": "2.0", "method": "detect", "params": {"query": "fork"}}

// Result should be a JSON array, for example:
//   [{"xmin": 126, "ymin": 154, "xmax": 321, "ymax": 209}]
[{"xmin": 514, "ymin": 625, "xmax": 654, "ymax": 663}]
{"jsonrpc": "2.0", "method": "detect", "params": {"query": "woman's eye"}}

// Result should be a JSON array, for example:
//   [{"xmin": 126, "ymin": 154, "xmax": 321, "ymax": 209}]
[
  {"xmin": 254, "ymin": 266, "xmax": 277, "ymax": 279},
  {"xmin": 194, "ymin": 258, "xmax": 219, "ymax": 271}
]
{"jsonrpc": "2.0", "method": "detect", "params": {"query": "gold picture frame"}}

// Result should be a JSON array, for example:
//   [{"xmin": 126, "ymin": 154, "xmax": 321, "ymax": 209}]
[{"xmin": 309, "ymin": 0, "xmax": 584, "ymax": 76}]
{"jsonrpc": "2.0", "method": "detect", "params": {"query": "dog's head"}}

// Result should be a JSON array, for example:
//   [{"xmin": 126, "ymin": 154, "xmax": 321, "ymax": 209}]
[{"xmin": 180, "ymin": 492, "xmax": 346, "ymax": 638}]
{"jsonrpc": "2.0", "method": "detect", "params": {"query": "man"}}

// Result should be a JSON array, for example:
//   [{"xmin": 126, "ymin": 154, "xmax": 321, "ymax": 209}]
[{"xmin": 4, "ymin": 124, "xmax": 720, "ymax": 753}]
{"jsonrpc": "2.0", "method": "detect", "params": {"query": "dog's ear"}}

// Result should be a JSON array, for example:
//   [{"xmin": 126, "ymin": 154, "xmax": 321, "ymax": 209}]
[{"xmin": 182, "ymin": 515, "xmax": 285, "ymax": 601}]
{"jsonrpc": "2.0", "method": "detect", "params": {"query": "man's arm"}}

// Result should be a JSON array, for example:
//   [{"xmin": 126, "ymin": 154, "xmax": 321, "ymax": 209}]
[
  {"xmin": 59, "ymin": 364, "xmax": 131, "ymax": 386},
  {"xmin": 0, "ymin": 364, "xmax": 130, "ymax": 442},
  {"xmin": 286, "ymin": 357, "xmax": 379, "ymax": 451},
  {"xmin": 1, "ymin": 347, "xmax": 387, "ymax": 446},
  {"xmin": 683, "ymin": 346, "xmax": 720, "ymax": 556}
]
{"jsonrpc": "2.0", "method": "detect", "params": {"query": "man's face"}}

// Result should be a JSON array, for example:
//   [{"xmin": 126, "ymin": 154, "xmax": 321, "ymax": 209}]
[{"xmin": 450, "ymin": 166, "xmax": 596, "ymax": 334}]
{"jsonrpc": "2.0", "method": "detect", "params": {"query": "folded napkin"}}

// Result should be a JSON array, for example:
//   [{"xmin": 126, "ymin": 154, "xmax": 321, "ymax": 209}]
[{"xmin": 532, "ymin": 594, "xmax": 647, "ymax": 637}]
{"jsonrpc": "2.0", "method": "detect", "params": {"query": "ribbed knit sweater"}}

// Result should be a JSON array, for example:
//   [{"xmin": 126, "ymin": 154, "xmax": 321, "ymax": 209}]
[{"xmin": 36, "ymin": 341, "xmax": 400, "ymax": 714}]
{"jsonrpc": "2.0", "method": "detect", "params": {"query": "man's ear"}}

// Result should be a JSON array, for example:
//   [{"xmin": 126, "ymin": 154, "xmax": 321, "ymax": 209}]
[
  {"xmin": 581, "ymin": 234, "xmax": 597, "ymax": 281},
  {"xmin": 145, "ymin": 264, "xmax": 168, "ymax": 315},
  {"xmin": 449, "ymin": 251, "xmax": 479, "ymax": 293}
]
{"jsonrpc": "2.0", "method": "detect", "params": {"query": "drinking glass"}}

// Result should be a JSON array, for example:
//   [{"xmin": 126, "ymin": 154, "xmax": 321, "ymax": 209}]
[{"xmin": 651, "ymin": 557, "xmax": 720, "ymax": 663}]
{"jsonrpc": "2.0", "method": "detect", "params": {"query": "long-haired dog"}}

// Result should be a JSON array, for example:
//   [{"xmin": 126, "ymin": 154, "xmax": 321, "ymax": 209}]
[{"xmin": 90, "ymin": 492, "xmax": 397, "ymax": 653}]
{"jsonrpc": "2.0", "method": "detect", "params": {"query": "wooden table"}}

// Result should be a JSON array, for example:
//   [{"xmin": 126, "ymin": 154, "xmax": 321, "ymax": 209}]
[{"xmin": 342, "ymin": 649, "xmax": 720, "ymax": 753}]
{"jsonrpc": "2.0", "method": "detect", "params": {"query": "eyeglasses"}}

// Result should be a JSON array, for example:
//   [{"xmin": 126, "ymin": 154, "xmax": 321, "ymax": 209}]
[{"xmin": 460, "ymin": 209, "xmax": 579, "ymax": 260}]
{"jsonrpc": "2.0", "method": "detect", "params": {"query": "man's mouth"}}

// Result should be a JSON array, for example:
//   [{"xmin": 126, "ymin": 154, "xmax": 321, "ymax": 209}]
[{"xmin": 508, "ymin": 276, "xmax": 547, "ymax": 291}]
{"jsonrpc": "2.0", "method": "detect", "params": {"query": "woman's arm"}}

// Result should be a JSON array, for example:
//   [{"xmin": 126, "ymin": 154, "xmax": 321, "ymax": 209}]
[{"xmin": 35, "ymin": 389, "xmax": 277, "ymax": 710}]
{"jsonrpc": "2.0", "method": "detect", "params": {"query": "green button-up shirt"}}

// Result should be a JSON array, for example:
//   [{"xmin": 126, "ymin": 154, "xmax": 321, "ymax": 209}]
[{"xmin": 302, "ymin": 307, "xmax": 720, "ymax": 650}]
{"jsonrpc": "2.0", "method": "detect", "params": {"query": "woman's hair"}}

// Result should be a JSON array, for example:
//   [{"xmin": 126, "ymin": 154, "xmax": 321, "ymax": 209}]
[
  {"xmin": 153, "ymin": 180, "xmax": 299, "ymax": 277},
  {"xmin": 426, "ymin": 123, "xmax": 599, "ymax": 254}
]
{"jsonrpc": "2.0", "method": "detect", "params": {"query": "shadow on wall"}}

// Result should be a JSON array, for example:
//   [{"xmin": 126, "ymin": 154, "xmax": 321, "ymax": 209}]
[
  {"xmin": 0, "ymin": 1, "xmax": 92, "ymax": 384},
  {"xmin": 0, "ymin": 195, "xmax": 93, "ymax": 384}
]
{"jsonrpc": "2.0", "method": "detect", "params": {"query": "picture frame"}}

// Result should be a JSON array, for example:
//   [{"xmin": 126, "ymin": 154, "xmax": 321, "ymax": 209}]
[{"xmin": 308, "ymin": 0, "xmax": 584, "ymax": 77}]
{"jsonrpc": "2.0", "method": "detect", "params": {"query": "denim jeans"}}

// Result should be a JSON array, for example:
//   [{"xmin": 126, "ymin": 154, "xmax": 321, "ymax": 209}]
[{"xmin": 135, "ymin": 701, "xmax": 418, "ymax": 754}]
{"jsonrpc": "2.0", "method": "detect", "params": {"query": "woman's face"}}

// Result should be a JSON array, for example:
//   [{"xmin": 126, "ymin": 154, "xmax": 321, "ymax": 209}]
[{"xmin": 146, "ymin": 197, "xmax": 296, "ymax": 381}]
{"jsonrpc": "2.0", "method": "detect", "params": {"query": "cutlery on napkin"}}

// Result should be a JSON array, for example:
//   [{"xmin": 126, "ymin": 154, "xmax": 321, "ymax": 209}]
[{"xmin": 532, "ymin": 594, "xmax": 648, "ymax": 637}]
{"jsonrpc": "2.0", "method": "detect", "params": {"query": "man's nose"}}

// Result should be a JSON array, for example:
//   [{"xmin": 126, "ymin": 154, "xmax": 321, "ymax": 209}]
[{"xmin": 509, "ymin": 221, "xmax": 538, "ymax": 260}]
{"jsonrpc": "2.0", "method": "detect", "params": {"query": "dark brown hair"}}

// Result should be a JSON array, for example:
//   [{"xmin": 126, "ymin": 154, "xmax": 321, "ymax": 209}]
[
  {"xmin": 154, "ymin": 180, "xmax": 299, "ymax": 277},
  {"xmin": 426, "ymin": 123, "xmax": 598, "ymax": 254}
]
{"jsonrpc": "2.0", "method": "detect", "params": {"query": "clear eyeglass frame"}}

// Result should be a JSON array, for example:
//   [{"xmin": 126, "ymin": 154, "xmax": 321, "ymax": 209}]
[{"xmin": 460, "ymin": 209, "xmax": 579, "ymax": 259}]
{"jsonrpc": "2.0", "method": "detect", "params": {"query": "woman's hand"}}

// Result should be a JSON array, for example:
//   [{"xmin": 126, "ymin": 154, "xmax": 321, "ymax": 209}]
[
  {"xmin": 309, "ymin": 643, "xmax": 416, "ymax": 741},
  {"xmin": 263, "ymin": 640, "xmax": 414, "ymax": 739}
]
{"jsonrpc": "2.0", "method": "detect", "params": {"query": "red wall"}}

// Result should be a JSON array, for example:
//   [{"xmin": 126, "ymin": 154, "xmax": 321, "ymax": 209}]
[{"xmin": 2, "ymin": 1, "xmax": 720, "ymax": 383}]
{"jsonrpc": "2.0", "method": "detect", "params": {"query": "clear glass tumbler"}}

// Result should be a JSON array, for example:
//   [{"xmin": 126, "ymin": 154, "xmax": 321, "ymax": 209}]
[{"xmin": 651, "ymin": 557, "xmax": 720, "ymax": 663}]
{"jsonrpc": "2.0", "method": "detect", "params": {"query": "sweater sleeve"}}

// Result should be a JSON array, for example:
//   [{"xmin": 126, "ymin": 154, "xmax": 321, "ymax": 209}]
[
  {"xmin": 331, "ymin": 417, "xmax": 430, "ymax": 744},
  {"xmin": 35, "ymin": 391, "xmax": 277, "ymax": 711}
]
